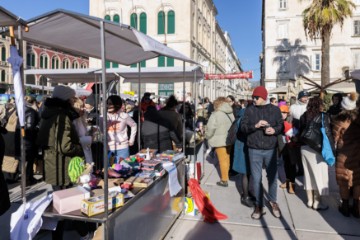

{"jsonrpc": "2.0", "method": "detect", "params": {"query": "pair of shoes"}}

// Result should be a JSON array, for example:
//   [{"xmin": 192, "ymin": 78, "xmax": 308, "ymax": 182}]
[
  {"xmin": 241, "ymin": 196, "xmax": 254, "ymax": 208},
  {"xmin": 216, "ymin": 181, "xmax": 228, "ymax": 187},
  {"xmin": 251, "ymin": 206, "xmax": 266, "ymax": 220},
  {"xmin": 269, "ymin": 201, "xmax": 281, "ymax": 218}
]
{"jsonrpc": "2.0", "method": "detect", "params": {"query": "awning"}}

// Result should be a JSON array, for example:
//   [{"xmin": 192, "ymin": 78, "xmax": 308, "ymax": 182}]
[
  {"xmin": 24, "ymin": 68, "xmax": 116, "ymax": 83},
  {"xmin": 16, "ymin": 9, "xmax": 197, "ymax": 66},
  {"xmin": 269, "ymin": 85, "xmax": 288, "ymax": 94},
  {"xmin": 103, "ymin": 66, "xmax": 204, "ymax": 83},
  {"xmin": 0, "ymin": 6, "xmax": 26, "ymax": 27},
  {"xmin": 24, "ymin": 66, "xmax": 204, "ymax": 84},
  {"xmin": 25, "ymin": 83, "xmax": 92, "ymax": 97}
]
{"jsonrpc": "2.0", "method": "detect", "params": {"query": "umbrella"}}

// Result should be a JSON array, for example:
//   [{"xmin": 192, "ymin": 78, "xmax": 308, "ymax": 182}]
[{"xmin": 7, "ymin": 46, "xmax": 24, "ymax": 127}]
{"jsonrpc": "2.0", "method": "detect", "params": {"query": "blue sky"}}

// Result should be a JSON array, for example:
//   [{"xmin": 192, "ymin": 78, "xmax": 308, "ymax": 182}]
[{"xmin": 1, "ymin": 0, "xmax": 261, "ymax": 81}]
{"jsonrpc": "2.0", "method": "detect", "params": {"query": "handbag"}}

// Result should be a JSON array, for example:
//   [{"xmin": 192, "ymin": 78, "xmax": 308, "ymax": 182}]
[
  {"xmin": 320, "ymin": 114, "xmax": 335, "ymax": 166},
  {"xmin": 225, "ymin": 114, "xmax": 237, "ymax": 146},
  {"xmin": 2, "ymin": 156, "xmax": 19, "ymax": 173},
  {"xmin": 300, "ymin": 114, "xmax": 322, "ymax": 153}
]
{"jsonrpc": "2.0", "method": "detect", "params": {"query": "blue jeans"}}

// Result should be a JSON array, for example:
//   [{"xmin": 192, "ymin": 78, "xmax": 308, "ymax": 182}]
[
  {"xmin": 249, "ymin": 148, "xmax": 278, "ymax": 207},
  {"xmin": 108, "ymin": 148, "xmax": 130, "ymax": 164}
]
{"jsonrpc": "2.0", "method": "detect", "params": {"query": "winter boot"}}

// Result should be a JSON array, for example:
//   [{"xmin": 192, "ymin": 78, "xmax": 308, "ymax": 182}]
[
  {"xmin": 352, "ymin": 199, "xmax": 360, "ymax": 218},
  {"xmin": 288, "ymin": 182, "xmax": 295, "ymax": 194},
  {"xmin": 313, "ymin": 190, "xmax": 329, "ymax": 211},
  {"xmin": 306, "ymin": 190, "xmax": 314, "ymax": 208},
  {"xmin": 338, "ymin": 199, "xmax": 350, "ymax": 217}
]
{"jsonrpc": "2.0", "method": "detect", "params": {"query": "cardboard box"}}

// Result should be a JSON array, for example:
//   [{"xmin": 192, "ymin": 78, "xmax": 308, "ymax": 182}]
[
  {"xmin": 53, "ymin": 186, "xmax": 90, "ymax": 214},
  {"xmin": 124, "ymin": 176, "xmax": 153, "ymax": 188},
  {"xmin": 81, "ymin": 192, "xmax": 124, "ymax": 217}
]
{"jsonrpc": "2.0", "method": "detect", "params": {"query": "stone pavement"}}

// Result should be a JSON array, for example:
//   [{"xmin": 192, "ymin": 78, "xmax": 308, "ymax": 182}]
[{"xmin": 164, "ymin": 157, "xmax": 360, "ymax": 240}]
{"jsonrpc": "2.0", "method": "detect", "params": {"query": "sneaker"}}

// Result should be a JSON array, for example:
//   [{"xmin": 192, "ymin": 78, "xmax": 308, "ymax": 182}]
[
  {"xmin": 216, "ymin": 181, "xmax": 228, "ymax": 187},
  {"xmin": 251, "ymin": 206, "xmax": 266, "ymax": 220},
  {"xmin": 269, "ymin": 201, "xmax": 281, "ymax": 218},
  {"xmin": 241, "ymin": 196, "xmax": 254, "ymax": 208}
]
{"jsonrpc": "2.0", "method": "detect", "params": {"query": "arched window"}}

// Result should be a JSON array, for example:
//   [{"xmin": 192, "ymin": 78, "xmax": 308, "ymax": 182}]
[
  {"xmin": 158, "ymin": 11, "xmax": 165, "ymax": 34},
  {"xmin": 72, "ymin": 61, "xmax": 79, "ymax": 69},
  {"xmin": 81, "ymin": 63, "xmax": 87, "ymax": 69},
  {"xmin": 1, "ymin": 70, "xmax": 5, "ymax": 82},
  {"xmin": 1, "ymin": 47, "xmax": 6, "ymax": 61},
  {"xmin": 140, "ymin": 12, "xmax": 147, "ymax": 34},
  {"xmin": 63, "ymin": 58, "xmax": 70, "ymax": 69},
  {"xmin": 51, "ymin": 56, "xmax": 60, "ymax": 69},
  {"xmin": 113, "ymin": 14, "xmax": 120, "ymax": 24},
  {"xmin": 167, "ymin": 10, "xmax": 175, "ymax": 34},
  {"xmin": 40, "ymin": 54, "xmax": 48, "ymax": 69},
  {"xmin": 26, "ymin": 51, "xmax": 36, "ymax": 67},
  {"xmin": 130, "ymin": 13, "xmax": 137, "ymax": 29},
  {"xmin": 104, "ymin": 15, "xmax": 111, "ymax": 21}
]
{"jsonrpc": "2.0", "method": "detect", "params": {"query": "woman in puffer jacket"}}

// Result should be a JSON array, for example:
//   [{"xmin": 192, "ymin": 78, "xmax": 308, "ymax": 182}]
[
  {"xmin": 206, "ymin": 97, "xmax": 234, "ymax": 187},
  {"xmin": 333, "ymin": 93, "xmax": 359, "ymax": 217}
]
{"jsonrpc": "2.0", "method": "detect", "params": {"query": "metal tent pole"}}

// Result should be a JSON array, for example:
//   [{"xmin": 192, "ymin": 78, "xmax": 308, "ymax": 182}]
[
  {"xmin": 138, "ymin": 64, "xmax": 141, "ymax": 151},
  {"xmin": 99, "ymin": 20, "xmax": 109, "ymax": 240}
]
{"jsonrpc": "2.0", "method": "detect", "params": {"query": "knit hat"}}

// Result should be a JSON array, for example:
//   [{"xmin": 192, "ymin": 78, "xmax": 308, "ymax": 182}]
[
  {"xmin": 279, "ymin": 105, "xmax": 289, "ymax": 113},
  {"xmin": 297, "ymin": 90, "xmax": 310, "ymax": 100},
  {"xmin": 252, "ymin": 86, "xmax": 268, "ymax": 100},
  {"xmin": 52, "ymin": 85, "xmax": 76, "ymax": 101},
  {"xmin": 341, "ymin": 92, "xmax": 358, "ymax": 111}
]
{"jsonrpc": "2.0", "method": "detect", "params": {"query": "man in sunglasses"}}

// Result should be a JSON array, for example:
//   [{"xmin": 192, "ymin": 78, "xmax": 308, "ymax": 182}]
[{"xmin": 240, "ymin": 86, "xmax": 284, "ymax": 220}]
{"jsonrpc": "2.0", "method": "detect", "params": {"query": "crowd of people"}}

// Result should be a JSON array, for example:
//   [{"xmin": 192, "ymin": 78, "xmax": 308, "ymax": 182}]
[{"xmin": 1, "ymin": 83, "xmax": 360, "ymax": 237}]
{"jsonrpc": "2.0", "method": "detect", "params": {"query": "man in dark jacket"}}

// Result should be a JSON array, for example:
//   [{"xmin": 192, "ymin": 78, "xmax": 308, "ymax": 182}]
[{"xmin": 241, "ymin": 86, "xmax": 284, "ymax": 220}]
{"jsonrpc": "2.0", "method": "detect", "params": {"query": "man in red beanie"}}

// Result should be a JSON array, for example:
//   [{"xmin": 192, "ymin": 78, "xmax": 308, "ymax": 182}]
[{"xmin": 240, "ymin": 86, "xmax": 284, "ymax": 220}]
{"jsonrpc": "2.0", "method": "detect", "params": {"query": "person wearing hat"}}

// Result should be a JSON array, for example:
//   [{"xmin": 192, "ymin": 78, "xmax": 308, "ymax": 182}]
[
  {"xmin": 36, "ymin": 85, "xmax": 94, "ymax": 239},
  {"xmin": 327, "ymin": 93, "xmax": 343, "ymax": 118},
  {"xmin": 278, "ymin": 105, "xmax": 297, "ymax": 194},
  {"xmin": 15, "ymin": 96, "xmax": 40, "ymax": 186},
  {"xmin": 241, "ymin": 86, "xmax": 284, "ymax": 220},
  {"xmin": 332, "ymin": 92, "xmax": 359, "ymax": 217},
  {"xmin": 289, "ymin": 90, "xmax": 310, "ymax": 177}
]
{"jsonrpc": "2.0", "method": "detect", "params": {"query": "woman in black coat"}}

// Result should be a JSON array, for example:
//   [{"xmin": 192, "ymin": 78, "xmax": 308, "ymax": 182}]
[{"xmin": 141, "ymin": 106, "xmax": 181, "ymax": 152}]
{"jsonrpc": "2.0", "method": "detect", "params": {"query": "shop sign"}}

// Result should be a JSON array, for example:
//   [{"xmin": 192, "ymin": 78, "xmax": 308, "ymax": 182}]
[{"xmin": 205, "ymin": 71, "xmax": 253, "ymax": 80}]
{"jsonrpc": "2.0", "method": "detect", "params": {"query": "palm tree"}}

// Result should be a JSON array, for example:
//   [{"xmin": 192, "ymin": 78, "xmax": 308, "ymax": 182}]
[{"xmin": 302, "ymin": 0, "xmax": 355, "ymax": 87}]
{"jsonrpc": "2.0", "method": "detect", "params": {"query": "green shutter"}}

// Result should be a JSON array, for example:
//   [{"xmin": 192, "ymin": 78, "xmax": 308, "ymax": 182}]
[
  {"xmin": 140, "ymin": 13, "xmax": 147, "ymax": 34},
  {"xmin": 112, "ymin": 62, "xmax": 119, "ymax": 68},
  {"xmin": 158, "ymin": 11, "xmax": 165, "ymax": 34},
  {"xmin": 1, "ymin": 47, "xmax": 6, "ymax": 61},
  {"xmin": 167, "ymin": 57, "xmax": 174, "ymax": 67},
  {"xmin": 106, "ymin": 61, "xmax": 111, "ymax": 69},
  {"xmin": 44, "ymin": 56, "xmax": 48, "ymax": 69},
  {"xmin": 104, "ymin": 15, "xmax": 111, "ymax": 21},
  {"xmin": 40, "ymin": 56, "xmax": 43, "ymax": 68},
  {"xmin": 31, "ymin": 54, "xmax": 35, "ymax": 67},
  {"xmin": 141, "ymin": 60, "xmax": 146, "ymax": 68},
  {"xmin": 130, "ymin": 13, "xmax": 137, "ymax": 29},
  {"xmin": 113, "ymin": 14, "xmax": 120, "ymax": 24},
  {"xmin": 1, "ymin": 70, "xmax": 5, "ymax": 82},
  {"xmin": 52, "ymin": 58, "xmax": 55, "ymax": 69},
  {"xmin": 158, "ymin": 56, "xmax": 165, "ymax": 67},
  {"xmin": 27, "ymin": 53, "xmax": 31, "ymax": 67},
  {"xmin": 131, "ymin": 63, "xmax": 137, "ymax": 68},
  {"xmin": 168, "ymin": 10, "xmax": 175, "ymax": 34}
]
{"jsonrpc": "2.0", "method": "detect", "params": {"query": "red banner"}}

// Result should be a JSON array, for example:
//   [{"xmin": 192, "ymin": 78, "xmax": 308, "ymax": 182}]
[{"xmin": 205, "ymin": 71, "xmax": 253, "ymax": 80}]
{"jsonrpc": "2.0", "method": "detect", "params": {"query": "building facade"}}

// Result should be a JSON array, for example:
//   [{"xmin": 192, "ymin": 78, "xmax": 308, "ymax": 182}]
[
  {"xmin": 89, "ymin": 0, "xmax": 249, "ymax": 100},
  {"xmin": 262, "ymin": 0, "xmax": 360, "ymax": 93}
]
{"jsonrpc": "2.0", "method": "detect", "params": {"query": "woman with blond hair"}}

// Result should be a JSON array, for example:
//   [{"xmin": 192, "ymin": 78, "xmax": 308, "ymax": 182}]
[{"xmin": 206, "ymin": 97, "xmax": 234, "ymax": 187}]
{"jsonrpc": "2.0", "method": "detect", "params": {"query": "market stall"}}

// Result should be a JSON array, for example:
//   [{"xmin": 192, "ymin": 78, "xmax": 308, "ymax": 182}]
[{"xmin": 8, "ymin": 8, "xmax": 197, "ymax": 240}]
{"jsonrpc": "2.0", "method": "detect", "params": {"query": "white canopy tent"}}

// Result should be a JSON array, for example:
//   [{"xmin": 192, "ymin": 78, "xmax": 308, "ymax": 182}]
[
  {"xmin": 7, "ymin": 8, "xmax": 198, "ymax": 237},
  {"xmin": 16, "ymin": 9, "xmax": 196, "ymax": 66},
  {"xmin": 0, "ymin": 6, "xmax": 26, "ymax": 27}
]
